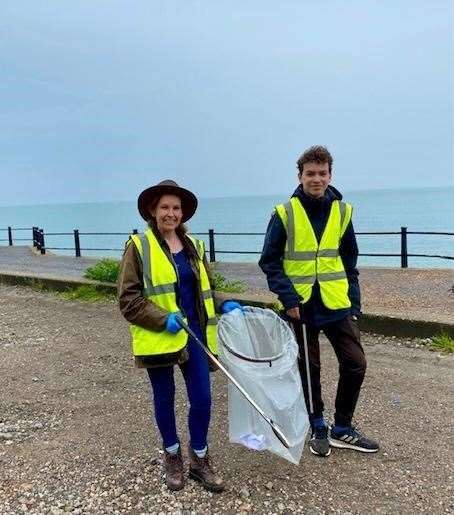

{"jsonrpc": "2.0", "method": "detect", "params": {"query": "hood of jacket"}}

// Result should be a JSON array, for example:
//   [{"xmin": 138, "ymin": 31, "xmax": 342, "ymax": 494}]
[{"xmin": 291, "ymin": 184, "xmax": 343, "ymax": 214}]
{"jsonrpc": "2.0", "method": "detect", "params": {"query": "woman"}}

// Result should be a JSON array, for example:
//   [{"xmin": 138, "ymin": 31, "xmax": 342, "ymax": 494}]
[{"xmin": 118, "ymin": 180, "xmax": 241, "ymax": 492}]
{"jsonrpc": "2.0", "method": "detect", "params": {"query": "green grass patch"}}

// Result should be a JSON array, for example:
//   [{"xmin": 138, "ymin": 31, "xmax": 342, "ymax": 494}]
[
  {"xmin": 212, "ymin": 272, "xmax": 246, "ymax": 293},
  {"xmin": 58, "ymin": 285, "xmax": 116, "ymax": 303},
  {"xmin": 84, "ymin": 259, "xmax": 120, "ymax": 283},
  {"xmin": 25, "ymin": 278, "xmax": 49, "ymax": 292},
  {"xmin": 430, "ymin": 333, "xmax": 454, "ymax": 353},
  {"xmin": 83, "ymin": 260, "xmax": 247, "ymax": 293}
]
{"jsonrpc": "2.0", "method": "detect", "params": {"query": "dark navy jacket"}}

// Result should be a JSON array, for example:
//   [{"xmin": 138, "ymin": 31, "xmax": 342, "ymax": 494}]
[{"xmin": 259, "ymin": 185, "xmax": 361, "ymax": 327}]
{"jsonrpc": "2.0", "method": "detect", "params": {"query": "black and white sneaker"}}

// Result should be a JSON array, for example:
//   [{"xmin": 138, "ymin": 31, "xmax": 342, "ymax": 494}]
[
  {"xmin": 309, "ymin": 424, "xmax": 331, "ymax": 457},
  {"xmin": 329, "ymin": 425, "xmax": 379, "ymax": 453}
]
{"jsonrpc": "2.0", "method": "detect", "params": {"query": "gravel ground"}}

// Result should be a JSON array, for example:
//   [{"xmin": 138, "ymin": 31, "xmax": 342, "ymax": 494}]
[{"xmin": 1, "ymin": 284, "xmax": 453, "ymax": 514}]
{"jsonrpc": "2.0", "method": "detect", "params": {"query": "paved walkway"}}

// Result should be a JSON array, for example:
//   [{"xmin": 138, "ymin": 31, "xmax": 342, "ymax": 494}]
[
  {"xmin": 1, "ymin": 246, "xmax": 453, "ymax": 325},
  {"xmin": 0, "ymin": 246, "xmax": 98, "ymax": 279},
  {"xmin": 214, "ymin": 263, "xmax": 454, "ymax": 325}
]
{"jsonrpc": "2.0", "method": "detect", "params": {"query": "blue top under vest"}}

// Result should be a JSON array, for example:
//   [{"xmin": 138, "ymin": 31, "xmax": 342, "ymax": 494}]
[{"xmin": 173, "ymin": 249, "xmax": 204, "ymax": 341}]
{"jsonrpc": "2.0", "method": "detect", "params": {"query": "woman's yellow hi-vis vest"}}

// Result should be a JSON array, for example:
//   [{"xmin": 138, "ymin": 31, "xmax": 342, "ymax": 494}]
[
  {"xmin": 275, "ymin": 197, "xmax": 353, "ymax": 310},
  {"xmin": 128, "ymin": 229, "xmax": 218, "ymax": 357}
]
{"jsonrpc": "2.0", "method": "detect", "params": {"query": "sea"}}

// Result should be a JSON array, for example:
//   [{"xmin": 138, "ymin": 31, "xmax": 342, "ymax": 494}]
[{"xmin": 0, "ymin": 187, "xmax": 453, "ymax": 269}]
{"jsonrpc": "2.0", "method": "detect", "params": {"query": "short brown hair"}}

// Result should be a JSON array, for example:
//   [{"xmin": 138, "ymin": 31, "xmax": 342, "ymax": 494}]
[{"xmin": 297, "ymin": 145, "xmax": 333, "ymax": 175}]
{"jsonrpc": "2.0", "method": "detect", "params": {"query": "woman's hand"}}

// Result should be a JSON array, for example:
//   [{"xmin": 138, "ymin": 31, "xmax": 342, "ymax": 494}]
[{"xmin": 166, "ymin": 313, "xmax": 183, "ymax": 334}]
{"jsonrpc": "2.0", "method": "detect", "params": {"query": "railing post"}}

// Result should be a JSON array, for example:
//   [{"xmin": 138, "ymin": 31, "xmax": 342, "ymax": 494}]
[
  {"xmin": 35, "ymin": 228, "xmax": 41, "ymax": 252},
  {"xmin": 208, "ymin": 228, "xmax": 216, "ymax": 262},
  {"xmin": 32, "ymin": 227, "xmax": 38, "ymax": 247},
  {"xmin": 400, "ymin": 226, "xmax": 408, "ymax": 268},
  {"xmin": 74, "ymin": 229, "xmax": 81, "ymax": 257},
  {"xmin": 39, "ymin": 229, "xmax": 46, "ymax": 255},
  {"xmin": 7, "ymin": 226, "xmax": 13, "ymax": 246}
]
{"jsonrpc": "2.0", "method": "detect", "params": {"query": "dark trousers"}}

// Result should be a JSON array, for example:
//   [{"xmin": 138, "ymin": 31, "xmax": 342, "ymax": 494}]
[{"xmin": 293, "ymin": 315, "xmax": 366, "ymax": 427}]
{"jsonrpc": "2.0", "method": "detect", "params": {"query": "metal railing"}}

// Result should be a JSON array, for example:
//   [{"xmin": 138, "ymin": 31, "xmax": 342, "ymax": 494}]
[
  {"xmin": 0, "ymin": 226, "xmax": 452, "ymax": 268},
  {"xmin": 0, "ymin": 227, "xmax": 33, "ymax": 247}
]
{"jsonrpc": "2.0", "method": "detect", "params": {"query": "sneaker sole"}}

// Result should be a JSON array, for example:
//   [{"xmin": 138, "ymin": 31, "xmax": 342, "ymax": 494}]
[
  {"xmin": 328, "ymin": 437, "xmax": 379, "ymax": 453},
  {"xmin": 189, "ymin": 470, "xmax": 225, "ymax": 493},
  {"xmin": 166, "ymin": 481, "xmax": 185, "ymax": 491},
  {"xmin": 309, "ymin": 445, "xmax": 331, "ymax": 457}
]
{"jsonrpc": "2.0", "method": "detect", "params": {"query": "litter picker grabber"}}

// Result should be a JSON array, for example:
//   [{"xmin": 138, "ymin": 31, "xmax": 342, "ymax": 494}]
[
  {"xmin": 283, "ymin": 308, "xmax": 315, "ymax": 420},
  {"xmin": 175, "ymin": 315, "xmax": 291, "ymax": 449},
  {"xmin": 300, "ymin": 320, "xmax": 314, "ymax": 416}
]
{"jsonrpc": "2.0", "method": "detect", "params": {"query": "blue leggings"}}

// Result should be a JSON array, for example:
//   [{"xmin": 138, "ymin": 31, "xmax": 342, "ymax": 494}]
[{"xmin": 147, "ymin": 332, "xmax": 211, "ymax": 450}]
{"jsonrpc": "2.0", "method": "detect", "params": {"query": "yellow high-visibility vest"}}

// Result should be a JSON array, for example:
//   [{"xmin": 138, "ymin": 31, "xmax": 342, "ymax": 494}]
[
  {"xmin": 128, "ymin": 228, "xmax": 218, "ymax": 357},
  {"xmin": 275, "ymin": 197, "xmax": 353, "ymax": 310}
]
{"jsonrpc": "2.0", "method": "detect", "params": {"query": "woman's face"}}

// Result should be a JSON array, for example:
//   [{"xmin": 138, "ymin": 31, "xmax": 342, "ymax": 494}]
[{"xmin": 150, "ymin": 194, "xmax": 183, "ymax": 234}]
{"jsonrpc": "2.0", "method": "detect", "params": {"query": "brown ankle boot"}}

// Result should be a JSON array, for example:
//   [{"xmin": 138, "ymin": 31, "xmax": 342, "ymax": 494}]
[
  {"xmin": 164, "ymin": 448, "xmax": 184, "ymax": 491},
  {"xmin": 188, "ymin": 447, "xmax": 224, "ymax": 492}
]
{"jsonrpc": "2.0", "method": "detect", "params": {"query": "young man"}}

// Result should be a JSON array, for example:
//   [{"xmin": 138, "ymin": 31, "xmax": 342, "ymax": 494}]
[{"xmin": 259, "ymin": 145, "xmax": 379, "ymax": 457}]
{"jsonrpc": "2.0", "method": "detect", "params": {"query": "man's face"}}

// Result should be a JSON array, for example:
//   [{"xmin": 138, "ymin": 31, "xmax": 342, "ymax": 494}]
[{"xmin": 298, "ymin": 161, "xmax": 331, "ymax": 198}]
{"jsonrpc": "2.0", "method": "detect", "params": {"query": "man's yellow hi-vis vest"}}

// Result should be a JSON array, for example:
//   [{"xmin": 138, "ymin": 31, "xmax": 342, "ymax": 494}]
[
  {"xmin": 128, "ymin": 228, "xmax": 218, "ymax": 357},
  {"xmin": 275, "ymin": 197, "xmax": 353, "ymax": 310}
]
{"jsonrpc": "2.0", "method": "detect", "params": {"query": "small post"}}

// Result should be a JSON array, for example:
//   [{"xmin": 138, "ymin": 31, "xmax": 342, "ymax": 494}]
[
  {"xmin": 7, "ymin": 226, "xmax": 13, "ymax": 246},
  {"xmin": 74, "ymin": 229, "xmax": 81, "ymax": 257},
  {"xmin": 39, "ymin": 229, "xmax": 46, "ymax": 255},
  {"xmin": 208, "ymin": 228, "xmax": 216, "ymax": 263},
  {"xmin": 32, "ymin": 227, "xmax": 38, "ymax": 247},
  {"xmin": 35, "ymin": 228, "xmax": 41, "ymax": 252},
  {"xmin": 400, "ymin": 226, "xmax": 408, "ymax": 268}
]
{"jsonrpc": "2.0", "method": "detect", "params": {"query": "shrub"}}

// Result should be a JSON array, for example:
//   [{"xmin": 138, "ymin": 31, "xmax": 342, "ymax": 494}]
[
  {"xmin": 212, "ymin": 272, "xmax": 246, "ymax": 293},
  {"xmin": 84, "ymin": 259, "xmax": 120, "ymax": 283}
]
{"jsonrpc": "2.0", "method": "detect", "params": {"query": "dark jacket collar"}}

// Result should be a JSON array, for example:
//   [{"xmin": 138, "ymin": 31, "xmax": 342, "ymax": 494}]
[{"xmin": 291, "ymin": 185, "xmax": 343, "ymax": 212}]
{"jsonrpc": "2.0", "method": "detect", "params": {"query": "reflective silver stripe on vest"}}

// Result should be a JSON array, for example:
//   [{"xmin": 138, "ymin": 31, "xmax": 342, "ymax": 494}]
[
  {"xmin": 284, "ymin": 250, "xmax": 317, "ymax": 260},
  {"xmin": 284, "ymin": 201, "xmax": 296, "ymax": 253},
  {"xmin": 318, "ymin": 249, "xmax": 339, "ymax": 258},
  {"xmin": 202, "ymin": 289, "xmax": 213, "ymax": 300},
  {"xmin": 318, "ymin": 271, "xmax": 347, "ymax": 281},
  {"xmin": 289, "ymin": 271, "xmax": 346, "ymax": 284},
  {"xmin": 339, "ymin": 202, "xmax": 347, "ymax": 231},
  {"xmin": 140, "ymin": 234, "xmax": 154, "ymax": 297},
  {"xmin": 289, "ymin": 275, "xmax": 316, "ymax": 284},
  {"xmin": 285, "ymin": 249, "xmax": 338, "ymax": 260},
  {"xmin": 207, "ymin": 317, "xmax": 218, "ymax": 326},
  {"xmin": 148, "ymin": 283, "xmax": 175, "ymax": 295},
  {"xmin": 198, "ymin": 240, "xmax": 205, "ymax": 258}
]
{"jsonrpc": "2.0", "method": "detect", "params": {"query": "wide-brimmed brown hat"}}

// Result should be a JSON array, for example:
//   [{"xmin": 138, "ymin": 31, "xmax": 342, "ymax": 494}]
[{"xmin": 137, "ymin": 179, "xmax": 198, "ymax": 222}]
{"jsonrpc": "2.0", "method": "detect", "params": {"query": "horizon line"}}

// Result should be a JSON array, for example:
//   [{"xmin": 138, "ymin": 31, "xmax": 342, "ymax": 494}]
[{"xmin": 0, "ymin": 185, "xmax": 452, "ymax": 209}]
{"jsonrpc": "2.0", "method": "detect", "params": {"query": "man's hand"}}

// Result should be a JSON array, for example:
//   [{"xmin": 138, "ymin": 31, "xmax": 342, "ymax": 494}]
[{"xmin": 286, "ymin": 307, "xmax": 300, "ymax": 320}]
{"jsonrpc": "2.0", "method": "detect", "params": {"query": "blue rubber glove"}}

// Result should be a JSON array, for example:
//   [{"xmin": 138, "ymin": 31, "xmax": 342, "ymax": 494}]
[
  {"xmin": 221, "ymin": 301, "xmax": 244, "ymax": 314},
  {"xmin": 166, "ymin": 313, "xmax": 183, "ymax": 334}
]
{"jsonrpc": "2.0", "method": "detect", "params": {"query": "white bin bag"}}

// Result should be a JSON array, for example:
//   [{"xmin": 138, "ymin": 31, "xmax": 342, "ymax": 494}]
[{"xmin": 217, "ymin": 307, "xmax": 309, "ymax": 464}]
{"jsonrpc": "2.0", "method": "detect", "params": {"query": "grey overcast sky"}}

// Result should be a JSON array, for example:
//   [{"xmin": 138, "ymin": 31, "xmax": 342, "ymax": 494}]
[{"xmin": 0, "ymin": 1, "xmax": 453, "ymax": 206}]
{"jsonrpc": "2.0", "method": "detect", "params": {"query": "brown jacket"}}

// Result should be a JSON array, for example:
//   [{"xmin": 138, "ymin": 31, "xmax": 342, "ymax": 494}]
[{"xmin": 117, "ymin": 226, "xmax": 229, "ymax": 368}]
